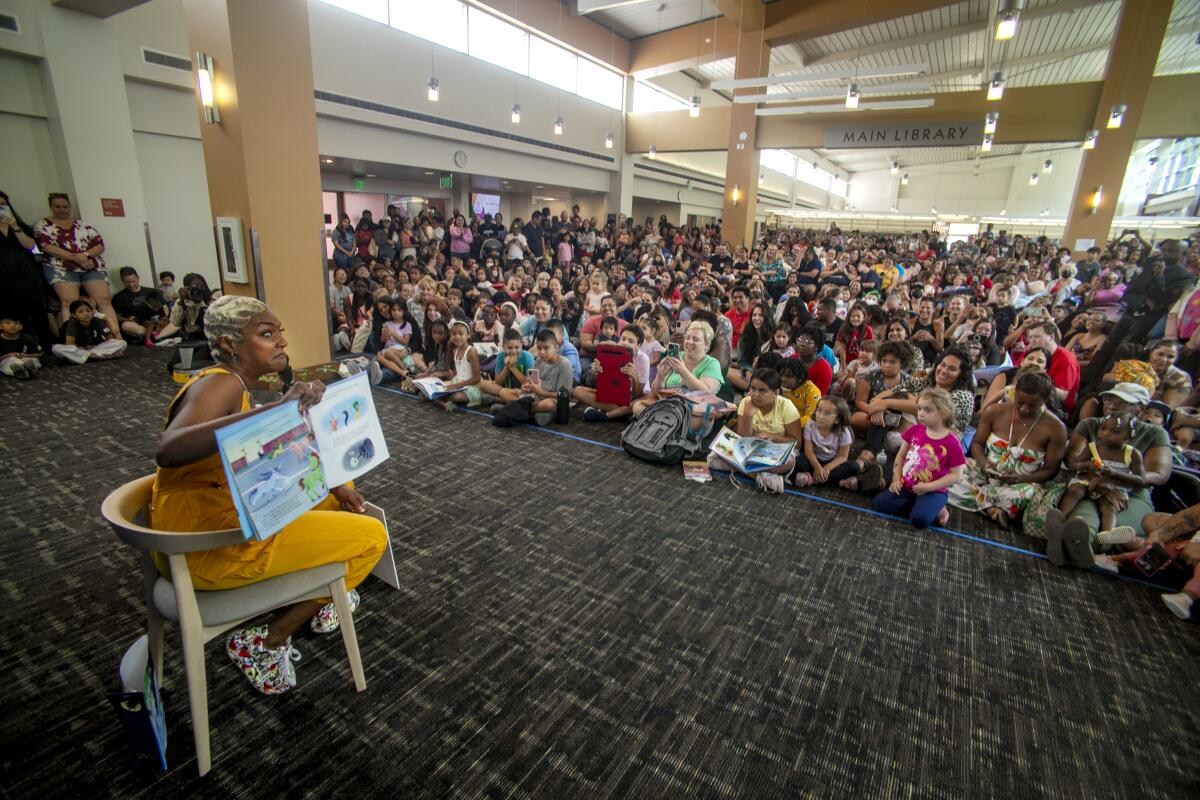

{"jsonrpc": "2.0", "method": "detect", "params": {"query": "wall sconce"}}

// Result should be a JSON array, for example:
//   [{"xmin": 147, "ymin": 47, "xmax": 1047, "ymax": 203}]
[
  {"xmin": 195, "ymin": 51, "xmax": 219, "ymax": 124},
  {"xmin": 731, "ymin": 183, "xmax": 741, "ymax": 207},
  {"xmin": 1090, "ymin": 185, "xmax": 1103, "ymax": 214}
]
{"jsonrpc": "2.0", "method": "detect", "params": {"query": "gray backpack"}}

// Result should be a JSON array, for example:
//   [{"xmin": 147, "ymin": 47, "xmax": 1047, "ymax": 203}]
[{"xmin": 621, "ymin": 397, "xmax": 712, "ymax": 465}]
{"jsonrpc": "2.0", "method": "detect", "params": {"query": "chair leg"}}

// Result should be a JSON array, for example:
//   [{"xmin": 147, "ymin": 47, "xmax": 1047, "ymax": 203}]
[
  {"xmin": 147, "ymin": 607, "xmax": 165, "ymax": 687},
  {"xmin": 330, "ymin": 577, "xmax": 366, "ymax": 691},
  {"xmin": 178, "ymin": 612, "xmax": 212, "ymax": 776}
]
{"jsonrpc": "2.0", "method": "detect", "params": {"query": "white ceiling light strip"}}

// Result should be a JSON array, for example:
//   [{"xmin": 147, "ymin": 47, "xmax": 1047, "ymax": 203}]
[
  {"xmin": 710, "ymin": 63, "xmax": 929, "ymax": 90},
  {"xmin": 754, "ymin": 98, "xmax": 935, "ymax": 116}
]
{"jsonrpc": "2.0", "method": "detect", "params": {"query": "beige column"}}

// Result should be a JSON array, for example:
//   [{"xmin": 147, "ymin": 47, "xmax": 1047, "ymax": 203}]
[
  {"xmin": 183, "ymin": 0, "xmax": 330, "ymax": 366},
  {"xmin": 721, "ymin": 30, "xmax": 770, "ymax": 248},
  {"xmin": 1061, "ymin": 0, "xmax": 1172, "ymax": 256}
]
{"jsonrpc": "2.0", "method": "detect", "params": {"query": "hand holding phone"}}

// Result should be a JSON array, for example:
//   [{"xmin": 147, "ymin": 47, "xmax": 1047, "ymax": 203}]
[
  {"xmin": 666, "ymin": 343, "xmax": 680, "ymax": 360},
  {"xmin": 528, "ymin": 368, "xmax": 540, "ymax": 385}
]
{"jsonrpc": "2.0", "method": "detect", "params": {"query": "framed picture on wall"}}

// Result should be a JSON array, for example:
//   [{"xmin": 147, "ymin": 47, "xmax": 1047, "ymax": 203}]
[{"xmin": 215, "ymin": 217, "xmax": 248, "ymax": 284}]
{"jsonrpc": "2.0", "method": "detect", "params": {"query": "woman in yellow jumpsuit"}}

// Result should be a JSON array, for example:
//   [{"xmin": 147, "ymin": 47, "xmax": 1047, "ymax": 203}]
[{"xmin": 151, "ymin": 294, "xmax": 386, "ymax": 695}]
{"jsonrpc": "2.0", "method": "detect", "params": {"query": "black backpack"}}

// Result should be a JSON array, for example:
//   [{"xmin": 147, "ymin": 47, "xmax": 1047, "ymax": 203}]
[{"xmin": 620, "ymin": 397, "xmax": 712, "ymax": 465}]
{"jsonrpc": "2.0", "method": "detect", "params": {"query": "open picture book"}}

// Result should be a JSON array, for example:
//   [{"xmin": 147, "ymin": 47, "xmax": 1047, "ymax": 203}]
[
  {"xmin": 411, "ymin": 377, "xmax": 459, "ymax": 400},
  {"xmin": 708, "ymin": 427, "xmax": 796, "ymax": 474},
  {"xmin": 215, "ymin": 372, "xmax": 390, "ymax": 540}
]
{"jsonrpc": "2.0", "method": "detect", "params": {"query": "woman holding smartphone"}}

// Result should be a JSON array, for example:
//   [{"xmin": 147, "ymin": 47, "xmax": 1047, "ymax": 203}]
[{"xmin": 632, "ymin": 320, "xmax": 724, "ymax": 417}]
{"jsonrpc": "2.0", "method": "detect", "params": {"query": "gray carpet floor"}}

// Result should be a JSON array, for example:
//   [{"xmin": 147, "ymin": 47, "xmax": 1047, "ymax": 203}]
[{"xmin": 2, "ymin": 348, "xmax": 1198, "ymax": 799}]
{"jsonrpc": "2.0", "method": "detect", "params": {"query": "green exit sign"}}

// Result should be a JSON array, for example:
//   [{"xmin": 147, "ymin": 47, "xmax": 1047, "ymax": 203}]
[
  {"xmin": 353, "ymin": 177, "xmax": 366, "ymax": 191},
  {"xmin": 439, "ymin": 175, "xmax": 453, "ymax": 189}
]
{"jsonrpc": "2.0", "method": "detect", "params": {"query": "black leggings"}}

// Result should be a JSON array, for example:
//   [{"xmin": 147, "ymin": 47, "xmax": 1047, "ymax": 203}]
[{"xmin": 793, "ymin": 452, "xmax": 864, "ymax": 482}]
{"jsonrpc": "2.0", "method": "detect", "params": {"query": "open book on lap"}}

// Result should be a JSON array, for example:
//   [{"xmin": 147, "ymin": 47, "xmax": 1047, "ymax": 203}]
[
  {"xmin": 412, "ymin": 377, "xmax": 458, "ymax": 400},
  {"xmin": 708, "ymin": 427, "xmax": 796, "ymax": 474},
  {"xmin": 215, "ymin": 372, "xmax": 390, "ymax": 540}
]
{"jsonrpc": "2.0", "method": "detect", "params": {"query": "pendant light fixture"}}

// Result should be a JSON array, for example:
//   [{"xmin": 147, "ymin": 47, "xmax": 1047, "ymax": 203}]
[
  {"xmin": 689, "ymin": 96, "xmax": 701, "ymax": 118},
  {"xmin": 1042, "ymin": 159, "xmax": 1053, "ymax": 173},
  {"xmin": 845, "ymin": 83, "xmax": 860, "ymax": 109},
  {"xmin": 605, "ymin": 132, "xmax": 614, "ymax": 149},
  {"xmin": 1083, "ymin": 129, "xmax": 1099, "ymax": 150},
  {"xmin": 901, "ymin": 173, "xmax": 910, "ymax": 186},
  {"xmin": 510, "ymin": 103, "xmax": 521, "ymax": 124},
  {"xmin": 995, "ymin": 0, "xmax": 1023, "ymax": 40},
  {"xmin": 987, "ymin": 72, "xmax": 1005, "ymax": 101},
  {"xmin": 890, "ymin": 161, "xmax": 899, "ymax": 175},
  {"xmin": 427, "ymin": 76, "xmax": 439, "ymax": 102},
  {"xmin": 648, "ymin": 144, "xmax": 657, "ymax": 160},
  {"xmin": 553, "ymin": 115, "xmax": 563, "ymax": 136},
  {"xmin": 1029, "ymin": 172, "xmax": 1039, "ymax": 186},
  {"xmin": 981, "ymin": 134, "xmax": 994, "ymax": 152},
  {"xmin": 984, "ymin": 112, "xmax": 999, "ymax": 134},
  {"xmin": 1107, "ymin": 104, "xmax": 1126, "ymax": 129}
]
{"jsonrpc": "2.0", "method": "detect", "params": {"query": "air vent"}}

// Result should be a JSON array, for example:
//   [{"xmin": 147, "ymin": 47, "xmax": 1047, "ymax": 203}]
[
  {"xmin": 0, "ymin": 13, "xmax": 20, "ymax": 33},
  {"xmin": 142, "ymin": 47, "xmax": 191, "ymax": 72}
]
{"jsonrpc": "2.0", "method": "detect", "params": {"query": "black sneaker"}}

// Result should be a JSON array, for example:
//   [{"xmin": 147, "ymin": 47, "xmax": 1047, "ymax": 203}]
[
  {"xmin": 583, "ymin": 407, "xmax": 608, "ymax": 422},
  {"xmin": 10, "ymin": 363, "xmax": 29, "ymax": 380}
]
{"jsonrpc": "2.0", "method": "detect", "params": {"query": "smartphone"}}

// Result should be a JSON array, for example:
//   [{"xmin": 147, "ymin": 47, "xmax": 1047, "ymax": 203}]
[
  {"xmin": 528, "ymin": 368, "xmax": 540, "ymax": 384},
  {"xmin": 666, "ymin": 343, "xmax": 680, "ymax": 360},
  {"xmin": 1133, "ymin": 543, "xmax": 1171, "ymax": 576}
]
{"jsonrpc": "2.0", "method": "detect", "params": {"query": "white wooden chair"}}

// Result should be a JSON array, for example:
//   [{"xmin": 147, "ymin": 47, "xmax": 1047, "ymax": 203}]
[{"xmin": 101, "ymin": 475, "xmax": 366, "ymax": 776}]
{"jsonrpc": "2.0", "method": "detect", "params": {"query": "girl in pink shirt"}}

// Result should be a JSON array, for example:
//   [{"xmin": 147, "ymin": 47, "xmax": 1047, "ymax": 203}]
[{"xmin": 872, "ymin": 388, "xmax": 966, "ymax": 529}]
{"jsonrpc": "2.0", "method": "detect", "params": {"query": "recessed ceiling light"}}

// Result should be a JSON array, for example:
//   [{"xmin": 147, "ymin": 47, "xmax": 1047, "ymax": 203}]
[{"xmin": 424, "ymin": 171, "xmax": 434, "ymax": 175}]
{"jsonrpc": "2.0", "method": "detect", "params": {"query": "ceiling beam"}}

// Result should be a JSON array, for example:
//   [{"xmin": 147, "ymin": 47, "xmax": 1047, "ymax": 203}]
[
  {"xmin": 803, "ymin": 0, "xmax": 1114, "ymax": 67},
  {"xmin": 762, "ymin": 0, "xmax": 959, "ymax": 47},
  {"xmin": 713, "ymin": 0, "xmax": 765, "ymax": 32}
]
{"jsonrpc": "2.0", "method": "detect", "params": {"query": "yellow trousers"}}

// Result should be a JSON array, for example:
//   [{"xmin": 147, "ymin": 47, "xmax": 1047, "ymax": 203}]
[{"xmin": 187, "ymin": 498, "xmax": 388, "ymax": 593}]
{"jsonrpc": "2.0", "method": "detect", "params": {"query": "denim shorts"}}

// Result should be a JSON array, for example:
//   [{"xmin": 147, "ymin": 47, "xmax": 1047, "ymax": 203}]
[{"xmin": 44, "ymin": 264, "xmax": 108, "ymax": 285}]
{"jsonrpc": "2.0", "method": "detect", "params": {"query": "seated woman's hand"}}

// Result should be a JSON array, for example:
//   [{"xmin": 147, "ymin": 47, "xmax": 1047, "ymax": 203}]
[
  {"xmin": 331, "ymin": 484, "xmax": 366, "ymax": 513},
  {"xmin": 282, "ymin": 379, "xmax": 325, "ymax": 412}
]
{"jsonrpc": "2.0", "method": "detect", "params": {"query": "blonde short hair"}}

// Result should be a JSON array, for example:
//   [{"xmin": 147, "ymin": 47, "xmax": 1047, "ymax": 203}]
[
  {"xmin": 686, "ymin": 320, "xmax": 714, "ymax": 351},
  {"xmin": 205, "ymin": 294, "xmax": 269, "ymax": 361},
  {"xmin": 919, "ymin": 387, "xmax": 957, "ymax": 430}
]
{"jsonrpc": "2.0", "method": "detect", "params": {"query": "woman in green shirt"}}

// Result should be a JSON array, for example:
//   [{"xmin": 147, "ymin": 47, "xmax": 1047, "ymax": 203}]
[{"xmin": 632, "ymin": 321, "xmax": 724, "ymax": 416}]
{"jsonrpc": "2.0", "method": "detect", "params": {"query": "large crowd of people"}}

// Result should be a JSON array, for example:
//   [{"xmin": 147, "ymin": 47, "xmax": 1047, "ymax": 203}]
[
  {"xmin": 327, "ymin": 203, "xmax": 1200, "ymax": 625},
  {"xmin": 5, "ymin": 189, "xmax": 1200, "ymax": 693}
]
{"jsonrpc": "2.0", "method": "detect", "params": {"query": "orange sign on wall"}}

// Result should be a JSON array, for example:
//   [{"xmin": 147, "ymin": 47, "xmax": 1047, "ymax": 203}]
[{"xmin": 101, "ymin": 198, "xmax": 125, "ymax": 217}]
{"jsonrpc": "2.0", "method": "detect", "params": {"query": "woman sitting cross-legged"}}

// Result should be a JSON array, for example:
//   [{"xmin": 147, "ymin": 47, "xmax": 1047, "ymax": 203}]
[
  {"xmin": 632, "ymin": 320, "xmax": 724, "ymax": 416},
  {"xmin": 151, "ymin": 294, "xmax": 387, "ymax": 695},
  {"xmin": 947, "ymin": 371, "xmax": 1068, "ymax": 528}
]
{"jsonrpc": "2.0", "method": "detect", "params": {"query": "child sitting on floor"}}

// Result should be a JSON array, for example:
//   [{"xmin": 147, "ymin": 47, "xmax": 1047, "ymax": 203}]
[
  {"xmin": 1057, "ymin": 412, "xmax": 1143, "ymax": 540},
  {"xmin": 0, "ymin": 316, "xmax": 43, "ymax": 380},
  {"xmin": 434, "ymin": 319, "xmax": 482, "ymax": 412},
  {"xmin": 479, "ymin": 329, "xmax": 534, "ymax": 405},
  {"xmin": 833, "ymin": 338, "xmax": 877, "ymax": 400},
  {"xmin": 778, "ymin": 357, "xmax": 821, "ymax": 428},
  {"xmin": 575, "ymin": 324, "xmax": 650, "ymax": 422},
  {"xmin": 525, "ymin": 329, "xmax": 573, "ymax": 425},
  {"xmin": 794, "ymin": 396, "xmax": 864, "ymax": 488},
  {"xmin": 872, "ymin": 388, "xmax": 966, "ymax": 529},
  {"xmin": 52, "ymin": 299, "xmax": 127, "ymax": 364},
  {"xmin": 376, "ymin": 301, "xmax": 419, "ymax": 378},
  {"xmin": 766, "ymin": 322, "xmax": 795, "ymax": 359}
]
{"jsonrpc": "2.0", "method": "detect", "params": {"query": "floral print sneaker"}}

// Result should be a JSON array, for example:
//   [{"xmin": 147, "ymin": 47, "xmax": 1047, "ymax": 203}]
[
  {"xmin": 310, "ymin": 589, "xmax": 360, "ymax": 634},
  {"xmin": 226, "ymin": 625, "xmax": 302, "ymax": 695}
]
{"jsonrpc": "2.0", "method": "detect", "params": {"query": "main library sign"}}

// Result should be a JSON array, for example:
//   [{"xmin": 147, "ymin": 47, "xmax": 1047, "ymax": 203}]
[{"xmin": 824, "ymin": 121, "xmax": 984, "ymax": 148}]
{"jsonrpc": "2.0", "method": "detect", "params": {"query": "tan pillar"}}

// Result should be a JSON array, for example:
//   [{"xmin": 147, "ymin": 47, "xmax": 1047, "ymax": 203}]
[
  {"xmin": 721, "ymin": 31, "xmax": 770, "ymax": 248},
  {"xmin": 183, "ymin": 0, "xmax": 330, "ymax": 366},
  {"xmin": 1062, "ymin": 0, "xmax": 1172, "ymax": 256}
]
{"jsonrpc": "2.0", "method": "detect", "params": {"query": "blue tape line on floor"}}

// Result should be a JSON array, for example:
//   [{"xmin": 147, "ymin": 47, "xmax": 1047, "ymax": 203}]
[{"xmin": 377, "ymin": 384, "xmax": 1177, "ymax": 593}]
